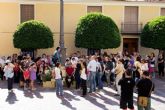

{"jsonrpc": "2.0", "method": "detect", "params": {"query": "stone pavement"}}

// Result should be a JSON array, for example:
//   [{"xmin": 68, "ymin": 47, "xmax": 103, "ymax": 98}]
[{"xmin": 0, "ymin": 78, "xmax": 165, "ymax": 110}]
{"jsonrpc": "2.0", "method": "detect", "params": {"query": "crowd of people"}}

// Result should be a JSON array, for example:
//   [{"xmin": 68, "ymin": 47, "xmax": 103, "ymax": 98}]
[{"xmin": 0, "ymin": 47, "xmax": 164, "ymax": 110}]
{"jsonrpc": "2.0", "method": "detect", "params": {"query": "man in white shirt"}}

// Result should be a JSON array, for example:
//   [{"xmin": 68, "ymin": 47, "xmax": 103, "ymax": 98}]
[{"xmin": 87, "ymin": 55, "xmax": 98, "ymax": 93}]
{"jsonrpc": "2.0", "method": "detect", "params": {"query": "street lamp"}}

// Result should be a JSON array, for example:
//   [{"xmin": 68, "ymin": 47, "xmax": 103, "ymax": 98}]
[{"xmin": 59, "ymin": 0, "xmax": 66, "ymax": 65}]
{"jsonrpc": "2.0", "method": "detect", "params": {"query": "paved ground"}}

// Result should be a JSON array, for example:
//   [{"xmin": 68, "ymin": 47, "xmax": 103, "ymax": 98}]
[{"xmin": 0, "ymin": 78, "xmax": 165, "ymax": 110}]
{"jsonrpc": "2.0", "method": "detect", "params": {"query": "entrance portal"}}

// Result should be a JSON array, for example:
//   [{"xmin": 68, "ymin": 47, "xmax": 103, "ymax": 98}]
[{"xmin": 123, "ymin": 38, "xmax": 138, "ymax": 54}]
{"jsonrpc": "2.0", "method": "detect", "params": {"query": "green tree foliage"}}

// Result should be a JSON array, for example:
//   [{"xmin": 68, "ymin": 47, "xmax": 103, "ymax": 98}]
[
  {"xmin": 13, "ymin": 20, "xmax": 54, "ymax": 50},
  {"xmin": 75, "ymin": 13, "xmax": 121, "ymax": 49},
  {"xmin": 141, "ymin": 16, "xmax": 165, "ymax": 50}
]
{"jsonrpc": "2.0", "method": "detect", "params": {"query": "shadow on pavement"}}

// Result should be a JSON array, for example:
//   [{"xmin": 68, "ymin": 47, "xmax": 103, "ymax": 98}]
[
  {"xmin": 63, "ymin": 91, "xmax": 80, "ymax": 101},
  {"xmin": 23, "ymin": 90, "xmax": 43, "ymax": 99},
  {"xmin": 5, "ymin": 92, "xmax": 18, "ymax": 104},
  {"xmin": 60, "ymin": 96, "xmax": 77, "ymax": 110},
  {"xmin": 84, "ymin": 93, "xmax": 109, "ymax": 110}
]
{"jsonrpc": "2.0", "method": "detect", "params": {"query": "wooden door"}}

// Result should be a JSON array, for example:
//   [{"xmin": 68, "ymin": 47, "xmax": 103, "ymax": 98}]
[{"xmin": 123, "ymin": 38, "xmax": 138, "ymax": 54}]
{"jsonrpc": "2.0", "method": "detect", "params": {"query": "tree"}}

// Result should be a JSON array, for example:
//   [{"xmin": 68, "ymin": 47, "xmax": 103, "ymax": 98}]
[
  {"xmin": 141, "ymin": 16, "xmax": 165, "ymax": 50},
  {"xmin": 13, "ymin": 20, "xmax": 54, "ymax": 51},
  {"xmin": 75, "ymin": 13, "xmax": 121, "ymax": 50}
]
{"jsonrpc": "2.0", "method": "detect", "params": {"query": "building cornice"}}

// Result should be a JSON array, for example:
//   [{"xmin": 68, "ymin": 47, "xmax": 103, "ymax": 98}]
[{"xmin": 0, "ymin": 0, "xmax": 165, "ymax": 7}]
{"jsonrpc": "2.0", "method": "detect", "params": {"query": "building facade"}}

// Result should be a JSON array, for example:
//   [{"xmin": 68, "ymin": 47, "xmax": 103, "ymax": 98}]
[{"xmin": 0, "ymin": 0, "xmax": 165, "ymax": 57}]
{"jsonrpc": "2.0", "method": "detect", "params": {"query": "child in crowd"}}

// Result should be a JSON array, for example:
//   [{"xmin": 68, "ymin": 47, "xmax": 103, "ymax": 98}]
[
  {"xmin": 29, "ymin": 62, "xmax": 37, "ymax": 90},
  {"xmin": 23, "ymin": 66, "xmax": 30, "ymax": 90},
  {"xmin": 53, "ymin": 62, "xmax": 63, "ymax": 97}
]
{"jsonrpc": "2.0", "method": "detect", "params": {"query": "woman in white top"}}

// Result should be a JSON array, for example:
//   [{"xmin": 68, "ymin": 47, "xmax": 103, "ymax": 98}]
[
  {"xmin": 4, "ymin": 60, "xmax": 15, "ymax": 92},
  {"xmin": 80, "ymin": 62, "xmax": 87, "ymax": 97},
  {"xmin": 53, "ymin": 62, "xmax": 63, "ymax": 96},
  {"xmin": 141, "ymin": 59, "xmax": 149, "ymax": 72}
]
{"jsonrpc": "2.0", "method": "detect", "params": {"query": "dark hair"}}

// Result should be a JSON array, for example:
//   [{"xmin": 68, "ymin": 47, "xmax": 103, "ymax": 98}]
[
  {"xmin": 143, "ymin": 71, "xmax": 150, "ymax": 76},
  {"xmin": 7, "ymin": 56, "xmax": 11, "ymax": 60},
  {"xmin": 35, "ymin": 57, "xmax": 41, "ymax": 62},
  {"xmin": 97, "ymin": 56, "xmax": 102, "ymax": 62},
  {"xmin": 151, "ymin": 53, "xmax": 155, "ymax": 57},
  {"xmin": 119, "ymin": 59, "xmax": 124, "ymax": 64},
  {"xmin": 56, "ymin": 47, "xmax": 60, "ymax": 51},
  {"xmin": 42, "ymin": 53, "xmax": 46, "ymax": 57},
  {"xmin": 125, "ymin": 69, "xmax": 132, "ymax": 76},
  {"xmin": 55, "ymin": 62, "xmax": 60, "ymax": 67},
  {"xmin": 136, "ymin": 56, "xmax": 141, "ymax": 62},
  {"xmin": 82, "ymin": 62, "xmax": 87, "ymax": 74},
  {"xmin": 72, "ymin": 57, "xmax": 75, "ymax": 60},
  {"xmin": 76, "ymin": 63, "xmax": 82, "ymax": 71}
]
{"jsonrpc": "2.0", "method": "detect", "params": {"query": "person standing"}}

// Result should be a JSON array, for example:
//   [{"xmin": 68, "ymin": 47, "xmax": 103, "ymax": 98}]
[
  {"xmin": 134, "ymin": 56, "xmax": 142, "ymax": 83},
  {"xmin": 29, "ymin": 62, "xmax": 37, "ymax": 90},
  {"xmin": 137, "ymin": 71, "xmax": 154, "ymax": 110},
  {"xmin": 118, "ymin": 69, "xmax": 135, "ymax": 110},
  {"xmin": 149, "ymin": 53, "xmax": 156, "ymax": 78},
  {"xmin": 52, "ymin": 47, "xmax": 61, "ymax": 65},
  {"xmin": 74, "ymin": 62, "xmax": 82, "ymax": 90},
  {"xmin": 141, "ymin": 59, "xmax": 149, "ymax": 72},
  {"xmin": 4, "ymin": 60, "xmax": 15, "ymax": 92},
  {"xmin": 13, "ymin": 61, "xmax": 20, "ymax": 83},
  {"xmin": 96, "ymin": 57, "xmax": 103, "ymax": 89},
  {"xmin": 104, "ymin": 57, "xmax": 113, "ymax": 86},
  {"xmin": 65, "ymin": 62, "xmax": 74, "ymax": 88},
  {"xmin": 80, "ymin": 62, "xmax": 88, "ymax": 97},
  {"xmin": 87, "ymin": 56, "xmax": 97, "ymax": 93},
  {"xmin": 158, "ymin": 54, "xmax": 164, "ymax": 78},
  {"xmin": 52, "ymin": 62, "xmax": 63, "ymax": 97},
  {"xmin": 115, "ymin": 59, "xmax": 125, "ymax": 96}
]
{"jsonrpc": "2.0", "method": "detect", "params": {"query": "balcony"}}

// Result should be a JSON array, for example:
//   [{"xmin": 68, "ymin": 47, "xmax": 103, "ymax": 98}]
[{"xmin": 121, "ymin": 23, "xmax": 143, "ymax": 35}]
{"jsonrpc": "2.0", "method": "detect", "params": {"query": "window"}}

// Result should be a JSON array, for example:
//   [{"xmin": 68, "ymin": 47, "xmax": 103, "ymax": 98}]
[
  {"xmin": 122, "ymin": 6, "xmax": 140, "ymax": 34},
  {"xmin": 124, "ymin": 6, "xmax": 138, "ymax": 24},
  {"xmin": 161, "ymin": 8, "xmax": 165, "ymax": 16},
  {"xmin": 87, "ymin": 6, "xmax": 102, "ymax": 13},
  {"xmin": 20, "ymin": 4, "xmax": 34, "ymax": 23}
]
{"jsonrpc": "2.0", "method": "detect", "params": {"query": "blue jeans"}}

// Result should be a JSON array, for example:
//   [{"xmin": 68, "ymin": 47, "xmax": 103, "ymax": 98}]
[
  {"xmin": 138, "ymin": 98, "xmax": 151, "ymax": 110},
  {"xmin": 56, "ymin": 79, "xmax": 63, "ymax": 96},
  {"xmin": 89, "ymin": 71, "xmax": 96, "ymax": 92},
  {"xmin": 96, "ymin": 72, "xmax": 103, "ymax": 89}
]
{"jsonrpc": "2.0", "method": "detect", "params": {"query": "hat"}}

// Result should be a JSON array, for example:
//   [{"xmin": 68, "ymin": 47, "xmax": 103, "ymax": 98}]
[{"xmin": 5, "ymin": 60, "xmax": 11, "ymax": 64}]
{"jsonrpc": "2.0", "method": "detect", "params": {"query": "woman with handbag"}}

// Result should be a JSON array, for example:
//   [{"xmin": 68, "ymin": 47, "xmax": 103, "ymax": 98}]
[{"xmin": 136, "ymin": 71, "xmax": 154, "ymax": 110}]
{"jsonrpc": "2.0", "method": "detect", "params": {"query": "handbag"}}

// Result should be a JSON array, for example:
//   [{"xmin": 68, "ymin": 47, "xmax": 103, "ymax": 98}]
[
  {"xmin": 138, "ymin": 83, "xmax": 153, "ymax": 107},
  {"xmin": 138, "ymin": 96, "xmax": 148, "ymax": 107}
]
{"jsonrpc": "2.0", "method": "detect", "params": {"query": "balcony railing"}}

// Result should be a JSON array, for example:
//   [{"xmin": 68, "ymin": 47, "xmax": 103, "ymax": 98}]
[{"xmin": 121, "ymin": 23, "xmax": 143, "ymax": 34}]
